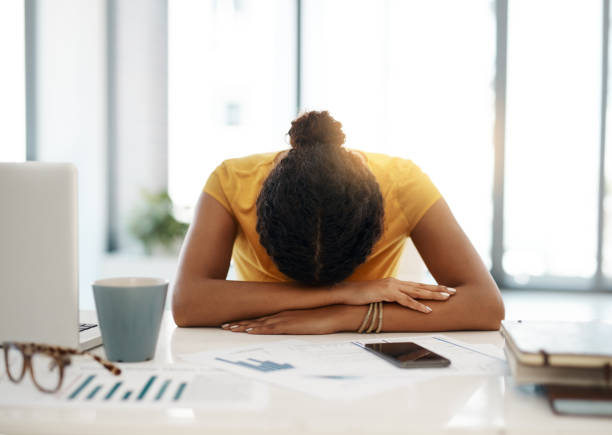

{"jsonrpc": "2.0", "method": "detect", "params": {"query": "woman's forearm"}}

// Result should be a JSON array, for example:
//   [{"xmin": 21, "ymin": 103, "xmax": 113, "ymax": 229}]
[
  {"xmin": 219, "ymin": 282, "xmax": 504, "ymax": 335},
  {"xmin": 173, "ymin": 274, "xmax": 504, "ymax": 331},
  {"xmin": 336, "ymin": 283, "xmax": 504, "ymax": 332},
  {"xmin": 172, "ymin": 277, "xmax": 344, "ymax": 327},
  {"xmin": 172, "ymin": 275, "xmax": 455, "ymax": 327}
]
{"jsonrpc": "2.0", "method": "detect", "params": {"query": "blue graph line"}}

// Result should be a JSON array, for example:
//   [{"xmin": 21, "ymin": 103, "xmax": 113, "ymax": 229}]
[
  {"xmin": 68, "ymin": 375, "xmax": 95, "ymax": 400},
  {"xmin": 86, "ymin": 385, "xmax": 102, "ymax": 400},
  {"xmin": 308, "ymin": 375, "xmax": 361, "ymax": 380},
  {"xmin": 174, "ymin": 382, "xmax": 187, "ymax": 401},
  {"xmin": 215, "ymin": 357, "xmax": 294, "ymax": 372},
  {"xmin": 155, "ymin": 379, "xmax": 171, "ymax": 401},
  {"xmin": 104, "ymin": 381, "xmax": 122, "ymax": 400},
  {"xmin": 137, "ymin": 375, "xmax": 157, "ymax": 400}
]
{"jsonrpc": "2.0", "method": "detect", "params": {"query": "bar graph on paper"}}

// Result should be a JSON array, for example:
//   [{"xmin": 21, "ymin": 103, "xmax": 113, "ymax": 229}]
[
  {"xmin": 62, "ymin": 372, "xmax": 190, "ymax": 404},
  {"xmin": 0, "ymin": 363, "xmax": 269, "ymax": 410}
]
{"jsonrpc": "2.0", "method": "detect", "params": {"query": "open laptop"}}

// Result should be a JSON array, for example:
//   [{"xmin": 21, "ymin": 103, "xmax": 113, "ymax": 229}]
[{"xmin": 0, "ymin": 162, "xmax": 102, "ymax": 350}]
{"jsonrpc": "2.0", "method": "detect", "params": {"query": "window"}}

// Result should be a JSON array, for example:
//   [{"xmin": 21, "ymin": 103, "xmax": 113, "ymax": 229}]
[
  {"xmin": 168, "ymin": 0, "xmax": 296, "ymax": 220},
  {"xmin": 504, "ymin": 0, "xmax": 603, "ymax": 287},
  {"xmin": 302, "ymin": 0, "xmax": 495, "ymax": 267}
]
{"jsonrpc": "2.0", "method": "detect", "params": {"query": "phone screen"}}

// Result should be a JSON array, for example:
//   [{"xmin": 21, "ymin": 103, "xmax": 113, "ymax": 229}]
[{"xmin": 364, "ymin": 342, "xmax": 451, "ymax": 368}]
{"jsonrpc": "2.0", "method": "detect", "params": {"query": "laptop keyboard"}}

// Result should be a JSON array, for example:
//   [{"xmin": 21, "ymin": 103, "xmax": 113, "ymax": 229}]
[{"xmin": 79, "ymin": 323, "xmax": 97, "ymax": 332}]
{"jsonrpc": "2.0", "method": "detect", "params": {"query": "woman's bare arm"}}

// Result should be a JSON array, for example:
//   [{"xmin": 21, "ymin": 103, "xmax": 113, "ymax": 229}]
[
  {"xmin": 172, "ymin": 192, "xmax": 344, "ymax": 326},
  {"xmin": 350, "ymin": 197, "xmax": 504, "ymax": 331},
  {"xmin": 409, "ymin": 197, "xmax": 504, "ymax": 329}
]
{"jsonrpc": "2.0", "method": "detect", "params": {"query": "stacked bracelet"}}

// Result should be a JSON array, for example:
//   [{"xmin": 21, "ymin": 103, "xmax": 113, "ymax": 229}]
[
  {"xmin": 356, "ymin": 303, "xmax": 373, "ymax": 333},
  {"xmin": 366, "ymin": 303, "xmax": 378, "ymax": 333},
  {"xmin": 376, "ymin": 301, "xmax": 383, "ymax": 333},
  {"xmin": 357, "ymin": 301, "xmax": 384, "ymax": 333}
]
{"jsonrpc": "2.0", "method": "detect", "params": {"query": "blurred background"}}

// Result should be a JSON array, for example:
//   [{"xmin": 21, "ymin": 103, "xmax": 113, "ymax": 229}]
[{"xmin": 1, "ymin": 0, "xmax": 610, "ymax": 315}]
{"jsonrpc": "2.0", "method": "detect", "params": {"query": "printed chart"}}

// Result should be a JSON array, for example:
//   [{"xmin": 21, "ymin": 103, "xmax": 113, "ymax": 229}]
[
  {"xmin": 0, "ymin": 363, "xmax": 268, "ymax": 409},
  {"xmin": 65, "ymin": 373, "xmax": 188, "ymax": 404}
]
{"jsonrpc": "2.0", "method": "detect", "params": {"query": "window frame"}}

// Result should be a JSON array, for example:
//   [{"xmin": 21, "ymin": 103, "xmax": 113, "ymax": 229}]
[{"xmin": 491, "ymin": 0, "xmax": 612, "ymax": 292}]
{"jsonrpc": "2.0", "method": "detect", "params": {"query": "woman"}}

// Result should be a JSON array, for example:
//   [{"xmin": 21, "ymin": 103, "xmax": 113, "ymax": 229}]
[{"xmin": 172, "ymin": 111, "xmax": 504, "ymax": 334}]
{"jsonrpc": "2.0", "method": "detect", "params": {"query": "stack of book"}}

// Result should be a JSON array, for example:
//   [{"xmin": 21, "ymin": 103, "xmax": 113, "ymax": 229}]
[{"xmin": 501, "ymin": 320, "xmax": 612, "ymax": 417}]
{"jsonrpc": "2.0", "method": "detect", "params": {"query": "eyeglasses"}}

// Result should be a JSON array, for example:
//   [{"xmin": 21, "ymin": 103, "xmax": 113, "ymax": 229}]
[{"xmin": 2, "ymin": 342, "xmax": 121, "ymax": 393}]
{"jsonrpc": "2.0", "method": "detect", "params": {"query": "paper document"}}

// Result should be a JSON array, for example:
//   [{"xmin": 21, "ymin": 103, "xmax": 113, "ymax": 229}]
[
  {"xmin": 181, "ymin": 339, "xmax": 425, "ymax": 399},
  {"xmin": 0, "ymin": 361, "xmax": 268, "ymax": 409},
  {"xmin": 180, "ymin": 335, "xmax": 508, "ymax": 400}
]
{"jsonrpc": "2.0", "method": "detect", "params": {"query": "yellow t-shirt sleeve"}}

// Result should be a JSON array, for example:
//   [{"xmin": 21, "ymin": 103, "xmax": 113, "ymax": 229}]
[
  {"xmin": 391, "ymin": 158, "xmax": 441, "ymax": 235},
  {"xmin": 203, "ymin": 162, "xmax": 233, "ymax": 215}
]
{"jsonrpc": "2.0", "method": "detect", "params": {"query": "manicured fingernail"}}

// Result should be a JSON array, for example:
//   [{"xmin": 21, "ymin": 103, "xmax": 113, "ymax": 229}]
[
  {"xmin": 447, "ymin": 288, "xmax": 457, "ymax": 293},
  {"xmin": 229, "ymin": 325, "xmax": 239, "ymax": 329},
  {"xmin": 425, "ymin": 306, "xmax": 432, "ymax": 312},
  {"xmin": 440, "ymin": 292, "xmax": 450, "ymax": 297},
  {"xmin": 221, "ymin": 323, "xmax": 229, "ymax": 328},
  {"xmin": 246, "ymin": 328, "xmax": 253, "ymax": 332}
]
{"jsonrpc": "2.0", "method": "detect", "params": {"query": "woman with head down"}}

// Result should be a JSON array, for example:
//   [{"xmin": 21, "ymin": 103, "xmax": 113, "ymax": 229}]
[{"xmin": 172, "ymin": 110, "xmax": 504, "ymax": 334}]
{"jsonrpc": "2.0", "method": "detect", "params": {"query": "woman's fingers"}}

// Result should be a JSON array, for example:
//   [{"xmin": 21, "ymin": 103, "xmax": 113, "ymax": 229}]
[
  {"xmin": 401, "ymin": 287, "xmax": 452, "ymax": 301},
  {"xmin": 243, "ymin": 324, "xmax": 275, "ymax": 334},
  {"xmin": 394, "ymin": 282, "xmax": 457, "ymax": 301},
  {"xmin": 414, "ymin": 282, "xmax": 456, "ymax": 294},
  {"xmin": 392, "ymin": 282, "xmax": 458, "ymax": 310},
  {"xmin": 221, "ymin": 317, "xmax": 279, "ymax": 333},
  {"xmin": 233, "ymin": 321, "xmax": 279, "ymax": 334},
  {"xmin": 221, "ymin": 322, "xmax": 249, "ymax": 332},
  {"xmin": 399, "ymin": 295, "xmax": 433, "ymax": 313},
  {"xmin": 221, "ymin": 313, "xmax": 276, "ymax": 331}
]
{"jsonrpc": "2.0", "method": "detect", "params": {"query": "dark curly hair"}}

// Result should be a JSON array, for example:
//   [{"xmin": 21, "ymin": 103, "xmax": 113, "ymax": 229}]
[{"xmin": 256, "ymin": 111, "xmax": 384, "ymax": 286}]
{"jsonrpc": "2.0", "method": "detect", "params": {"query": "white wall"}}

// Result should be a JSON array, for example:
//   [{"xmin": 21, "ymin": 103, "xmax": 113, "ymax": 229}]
[
  {"xmin": 111, "ymin": 0, "xmax": 168, "ymax": 252},
  {"xmin": 0, "ymin": 0, "xmax": 26, "ymax": 161},
  {"xmin": 32, "ymin": 0, "xmax": 171, "ymax": 308},
  {"xmin": 34, "ymin": 0, "xmax": 108, "ymax": 309}
]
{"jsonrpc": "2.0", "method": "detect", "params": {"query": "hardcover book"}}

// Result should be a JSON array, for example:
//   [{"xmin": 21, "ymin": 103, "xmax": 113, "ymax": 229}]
[{"xmin": 500, "ymin": 320, "xmax": 612, "ymax": 368}]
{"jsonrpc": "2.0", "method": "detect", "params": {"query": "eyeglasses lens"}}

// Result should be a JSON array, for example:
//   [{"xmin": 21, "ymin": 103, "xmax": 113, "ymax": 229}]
[
  {"xmin": 5, "ymin": 344, "xmax": 25, "ymax": 382},
  {"xmin": 31, "ymin": 352, "xmax": 62, "ymax": 392}
]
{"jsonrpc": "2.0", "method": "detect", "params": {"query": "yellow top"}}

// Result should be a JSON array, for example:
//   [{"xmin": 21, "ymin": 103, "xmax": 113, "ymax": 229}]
[{"xmin": 204, "ymin": 151, "xmax": 441, "ymax": 282}]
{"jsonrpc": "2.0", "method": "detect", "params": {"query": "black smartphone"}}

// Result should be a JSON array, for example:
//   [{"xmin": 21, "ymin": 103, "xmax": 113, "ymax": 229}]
[{"xmin": 364, "ymin": 341, "xmax": 451, "ymax": 368}]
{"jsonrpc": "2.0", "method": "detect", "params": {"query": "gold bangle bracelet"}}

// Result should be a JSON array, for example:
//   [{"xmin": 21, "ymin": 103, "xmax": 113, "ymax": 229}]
[
  {"xmin": 366, "ymin": 302, "xmax": 379, "ymax": 333},
  {"xmin": 357, "ymin": 303, "xmax": 374, "ymax": 333},
  {"xmin": 375, "ymin": 302, "xmax": 383, "ymax": 333}
]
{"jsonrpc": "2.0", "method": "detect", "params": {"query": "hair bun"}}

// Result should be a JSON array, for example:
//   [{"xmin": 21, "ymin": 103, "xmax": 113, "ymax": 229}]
[{"xmin": 288, "ymin": 111, "xmax": 346, "ymax": 148}]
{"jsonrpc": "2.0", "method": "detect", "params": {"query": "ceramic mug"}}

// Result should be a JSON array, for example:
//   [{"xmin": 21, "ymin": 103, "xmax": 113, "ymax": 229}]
[{"xmin": 92, "ymin": 277, "xmax": 168, "ymax": 362}]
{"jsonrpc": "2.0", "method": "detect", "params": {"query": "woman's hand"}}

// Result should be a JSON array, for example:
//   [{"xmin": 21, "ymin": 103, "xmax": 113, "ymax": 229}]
[
  {"xmin": 221, "ymin": 305, "xmax": 352, "ymax": 335},
  {"xmin": 334, "ymin": 278, "xmax": 456, "ymax": 314}
]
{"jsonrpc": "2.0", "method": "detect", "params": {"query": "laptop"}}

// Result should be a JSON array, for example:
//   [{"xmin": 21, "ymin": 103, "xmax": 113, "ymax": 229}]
[{"xmin": 0, "ymin": 162, "xmax": 102, "ymax": 350}]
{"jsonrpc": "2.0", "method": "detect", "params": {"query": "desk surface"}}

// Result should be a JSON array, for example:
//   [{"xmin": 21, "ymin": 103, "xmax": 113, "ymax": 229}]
[{"xmin": 1, "ymin": 311, "xmax": 611, "ymax": 435}]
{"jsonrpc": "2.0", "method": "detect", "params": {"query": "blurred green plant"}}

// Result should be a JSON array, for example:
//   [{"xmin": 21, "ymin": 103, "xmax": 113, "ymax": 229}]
[{"xmin": 128, "ymin": 190, "xmax": 189, "ymax": 256}]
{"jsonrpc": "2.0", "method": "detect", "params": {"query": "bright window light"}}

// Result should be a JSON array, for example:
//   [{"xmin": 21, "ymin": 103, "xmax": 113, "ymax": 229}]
[
  {"xmin": 168, "ymin": 0, "xmax": 296, "ymax": 221},
  {"xmin": 302, "ymin": 0, "xmax": 496, "ymax": 266},
  {"xmin": 504, "ymin": 0, "xmax": 601, "ymax": 281}
]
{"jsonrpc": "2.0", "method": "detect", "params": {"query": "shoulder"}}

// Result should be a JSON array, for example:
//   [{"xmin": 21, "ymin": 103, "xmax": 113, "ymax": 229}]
[
  {"xmin": 215, "ymin": 152, "xmax": 279, "ymax": 176},
  {"xmin": 205, "ymin": 152, "xmax": 282, "ymax": 213},
  {"xmin": 361, "ymin": 151, "xmax": 418, "ymax": 169},
  {"xmin": 360, "ymin": 151, "xmax": 423, "ymax": 186},
  {"xmin": 359, "ymin": 151, "xmax": 441, "ymax": 234}
]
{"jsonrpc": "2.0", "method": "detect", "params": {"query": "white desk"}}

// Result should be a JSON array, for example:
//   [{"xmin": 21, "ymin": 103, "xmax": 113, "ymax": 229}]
[{"xmin": 1, "ymin": 311, "xmax": 611, "ymax": 434}]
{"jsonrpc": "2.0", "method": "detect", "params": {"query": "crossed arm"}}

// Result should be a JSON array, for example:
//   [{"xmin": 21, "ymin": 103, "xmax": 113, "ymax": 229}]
[{"xmin": 171, "ymin": 192, "xmax": 505, "ymax": 334}]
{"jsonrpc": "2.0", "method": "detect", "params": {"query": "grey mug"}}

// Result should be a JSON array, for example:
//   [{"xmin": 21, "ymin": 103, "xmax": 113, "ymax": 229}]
[{"xmin": 92, "ymin": 277, "xmax": 168, "ymax": 362}]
